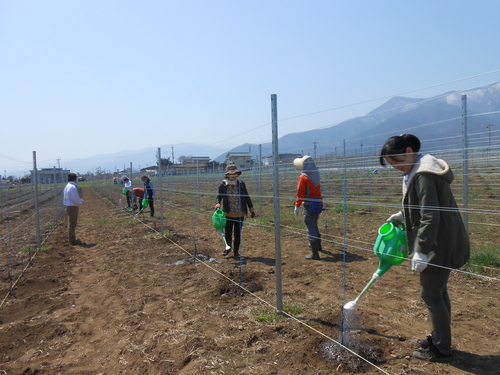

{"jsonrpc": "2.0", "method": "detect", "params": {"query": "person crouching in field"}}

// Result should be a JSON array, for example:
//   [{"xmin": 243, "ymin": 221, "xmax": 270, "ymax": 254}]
[
  {"xmin": 380, "ymin": 134, "xmax": 470, "ymax": 363},
  {"xmin": 215, "ymin": 165, "xmax": 255, "ymax": 258},
  {"xmin": 133, "ymin": 187, "xmax": 144, "ymax": 212},
  {"xmin": 293, "ymin": 155, "xmax": 323, "ymax": 260}
]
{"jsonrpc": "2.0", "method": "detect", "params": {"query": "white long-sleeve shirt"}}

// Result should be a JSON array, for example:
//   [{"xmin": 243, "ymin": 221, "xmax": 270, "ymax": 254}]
[{"xmin": 63, "ymin": 181, "xmax": 84, "ymax": 206}]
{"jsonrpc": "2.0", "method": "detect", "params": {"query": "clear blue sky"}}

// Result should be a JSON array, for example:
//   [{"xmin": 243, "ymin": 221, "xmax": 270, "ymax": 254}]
[{"xmin": 2, "ymin": 0, "xmax": 500, "ymax": 176}]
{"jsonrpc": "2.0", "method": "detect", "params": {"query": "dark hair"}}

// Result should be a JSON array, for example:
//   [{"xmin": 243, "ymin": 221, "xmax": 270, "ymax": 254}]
[
  {"xmin": 68, "ymin": 173, "xmax": 77, "ymax": 182},
  {"xmin": 379, "ymin": 134, "xmax": 421, "ymax": 166}
]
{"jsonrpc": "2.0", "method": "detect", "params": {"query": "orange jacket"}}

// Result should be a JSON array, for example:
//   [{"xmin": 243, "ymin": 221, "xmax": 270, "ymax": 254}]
[{"xmin": 295, "ymin": 174, "xmax": 322, "ymax": 207}]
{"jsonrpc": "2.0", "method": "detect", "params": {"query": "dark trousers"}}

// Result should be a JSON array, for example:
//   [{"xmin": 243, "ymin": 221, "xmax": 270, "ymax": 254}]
[
  {"xmin": 126, "ymin": 191, "xmax": 131, "ymax": 207},
  {"xmin": 420, "ymin": 269, "xmax": 452, "ymax": 355},
  {"xmin": 304, "ymin": 209, "xmax": 321, "ymax": 242},
  {"xmin": 147, "ymin": 198, "xmax": 155, "ymax": 216},
  {"xmin": 225, "ymin": 216, "xmax": 244, "ymax": 255}
]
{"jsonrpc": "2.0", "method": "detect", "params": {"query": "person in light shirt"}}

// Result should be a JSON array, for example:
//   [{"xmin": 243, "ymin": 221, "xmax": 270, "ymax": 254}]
[
  {"xmin": 63, "ymin": 173, "xmax": 84, "ymax": 245},
  {"xmin": 123, "ymin": 177, "xmax": 132, "ymax": 208}
]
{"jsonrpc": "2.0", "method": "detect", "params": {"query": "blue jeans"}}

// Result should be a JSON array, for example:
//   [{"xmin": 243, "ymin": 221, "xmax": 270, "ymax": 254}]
[{"xmin": 420, "ymin": 269, "xmax": 452, "ymax": 355}]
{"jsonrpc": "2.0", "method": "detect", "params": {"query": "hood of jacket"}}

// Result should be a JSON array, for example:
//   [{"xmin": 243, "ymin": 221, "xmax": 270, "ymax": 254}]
[
  {"xmin": 301, "ymin": 157, "xmax": 321, "ymax": 187},
  {"xmin": 403, "ymin": 154, "xmax": 453, "ymax": 196}
]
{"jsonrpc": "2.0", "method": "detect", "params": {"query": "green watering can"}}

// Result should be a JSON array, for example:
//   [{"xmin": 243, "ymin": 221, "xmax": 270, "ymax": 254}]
[
  {"xmin": 122, "ymin": 188, "xmax": 128, "ymax": 195},
  {"xmin": 373, "ymin": 220, "xmax": 408, "ymax": 277},
  {"xmin": 141, "ymin": 198, "xmax": 149, "ymax": 208},
  {"xmin": 344, "ymin": 220, "xmax": 408, "ymax": 310},
  {"xmin": 212, "ymin": 209, "xmax": 231, "ymax": 251}
]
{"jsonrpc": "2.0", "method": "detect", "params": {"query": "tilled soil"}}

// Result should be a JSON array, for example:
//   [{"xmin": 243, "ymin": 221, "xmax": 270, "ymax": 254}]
[{"xmin": 1, "ymin": 186, "xmax": 499, "ymax": 374}]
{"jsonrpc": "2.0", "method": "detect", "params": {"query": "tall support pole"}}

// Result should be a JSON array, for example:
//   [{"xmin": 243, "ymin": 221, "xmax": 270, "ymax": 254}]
[
  {"xmin": 157, "ymin": 148, "xmax": 164, "ymax": 234},
  {"xmin": 271, "ymin": 94, "xmax": 283, "ymax": 312},
  {"xmin": 32, "ymin": 151, "xmax": 41, "ymax": 251},
  {"xmin": 54, "ymin": 166, "xmax": 58, "ymax": 222},
  {"xmin": 341, "ymin": 140, "xmax": 348, "ymax": 345},
  {"xmin": 258, "ymin": 144, "xmax": 263, "ymax": 220},
  {"xmin": 462, "ymin": 95, "xmax": 469, "ymax": 231}
]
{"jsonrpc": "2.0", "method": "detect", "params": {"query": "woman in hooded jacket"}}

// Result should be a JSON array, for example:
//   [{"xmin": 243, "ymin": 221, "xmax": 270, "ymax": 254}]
[
  {"xmin": 381, "ymin": 134, "xmax": 470, "ymax": 363},
  {"xmin": 293, "ymin": 155, "xmax": 323, "ymax": 260}
]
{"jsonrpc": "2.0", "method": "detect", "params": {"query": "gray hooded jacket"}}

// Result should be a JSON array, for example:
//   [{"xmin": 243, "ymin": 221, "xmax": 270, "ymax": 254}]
[{"xmin": 400, "ymin": 154, "xmax": 470, "ymax": 273}]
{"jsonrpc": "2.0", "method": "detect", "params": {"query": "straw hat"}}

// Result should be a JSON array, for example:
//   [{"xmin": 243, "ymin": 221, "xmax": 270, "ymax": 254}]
[
  {"xmin": 293, "ymin": 155, "xmax": 311, "ymax": 171},
  {"xmin": 225, "ymin": 164, "xmax": 242, "ymax": 176}
]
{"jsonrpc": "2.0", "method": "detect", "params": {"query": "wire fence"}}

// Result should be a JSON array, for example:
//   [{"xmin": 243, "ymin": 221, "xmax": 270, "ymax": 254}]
[
  {"xmin": 2, "ymin": 140, "xmax": 500, "ymax": 301},
  {"xmin": 91, "ymin": 142, "xmax": 500, "ymax": 266},
  {"xmin": 0, "ymin": 179, "xmax": 66, "ymax": 297}
]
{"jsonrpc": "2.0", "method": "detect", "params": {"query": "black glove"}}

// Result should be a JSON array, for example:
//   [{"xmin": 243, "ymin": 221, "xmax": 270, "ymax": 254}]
[{"xmin": 251, "ymin": 211, "xmax": 255, "ymax": 218}]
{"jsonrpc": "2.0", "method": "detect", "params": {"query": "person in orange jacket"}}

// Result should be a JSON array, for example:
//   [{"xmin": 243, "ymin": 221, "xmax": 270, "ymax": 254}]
[{"xmin": 294, "ymin": 156, "xmax": 323, "ymax": 260}]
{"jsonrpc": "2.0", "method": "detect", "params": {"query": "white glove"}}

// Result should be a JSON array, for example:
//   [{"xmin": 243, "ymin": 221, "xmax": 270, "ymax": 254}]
[
  {"xmin": 387, "ymin": 211, "xmax": 404, "ymax": 224},
  {"xmin": 294, "ymin": 206, "xmax": 300, "ymax": 216},
  {"xmin": 411, "ymin": 252, "xmax": 429, "ymax": 273}
]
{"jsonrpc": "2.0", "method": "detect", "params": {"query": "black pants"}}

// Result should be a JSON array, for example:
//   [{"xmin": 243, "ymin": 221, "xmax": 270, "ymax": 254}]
[
  {"xmin": 420, "ymin": 270, "xmax": 452, "ymax": 355},
  {"xmin": 126, "ymin": 191, "xmax": 131, "ymax": 208},
  {"xmin": 147, "ymin": 198, "xmax": 155, "ymax": 216},
  {"xmin": 225, "ymin": 216, "xmax": 244, "ymax": 255}
]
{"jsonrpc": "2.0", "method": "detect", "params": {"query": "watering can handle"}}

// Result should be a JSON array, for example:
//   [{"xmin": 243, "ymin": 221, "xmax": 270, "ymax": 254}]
[{"xmin": 390, "ymin": 219, "xmax": 405, "ymax": 231}]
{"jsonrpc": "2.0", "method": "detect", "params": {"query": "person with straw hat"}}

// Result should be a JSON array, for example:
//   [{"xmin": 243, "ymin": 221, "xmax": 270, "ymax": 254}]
[
  {"xmin": 293, "ymin": 155, "xmax": 323, "ymax": 260},
  {"xmin": 214, "ymin": 164, "xmax": 255, "ymax": 258}
]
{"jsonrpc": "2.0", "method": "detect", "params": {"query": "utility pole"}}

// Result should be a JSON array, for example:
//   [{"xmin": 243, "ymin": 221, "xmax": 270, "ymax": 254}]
[
  {"xmin": 313, "ymin": 141, "xmax": 318, "ymax": 159},
  {"xmin": 486, "ymin": 123, "xmax": 493, "ymax": 165},
  {"xmin": 360, "ymin": 142, "xmax": 363, "ymax": 168},
  {"xmin": 171, "ymin": 145, "xmax": 175, "ymax": 164}
]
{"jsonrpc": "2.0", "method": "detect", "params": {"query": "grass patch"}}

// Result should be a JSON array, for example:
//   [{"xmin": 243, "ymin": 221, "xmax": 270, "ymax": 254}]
[
  {"xmin": 332, "ymin": 204, "xmax": 360, "ymax": 214},
  {"xmin": 464, "ymin": 245, "xmax": 500, "ymax": 275},
  {"xmin": 252, "ymin": 301, "xmax": 303, "ymax": 322}
]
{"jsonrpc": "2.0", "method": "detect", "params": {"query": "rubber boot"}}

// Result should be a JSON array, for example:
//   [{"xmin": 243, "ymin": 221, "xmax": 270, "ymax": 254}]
[{"xmin": 305, "ymin": 241, "xmax": 321, "ymax": 260}]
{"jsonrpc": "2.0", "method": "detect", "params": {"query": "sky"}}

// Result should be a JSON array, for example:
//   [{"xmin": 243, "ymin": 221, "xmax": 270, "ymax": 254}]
[{"xmin": 2, "ymin": 0, "xmax": 500, "ymax": 177}]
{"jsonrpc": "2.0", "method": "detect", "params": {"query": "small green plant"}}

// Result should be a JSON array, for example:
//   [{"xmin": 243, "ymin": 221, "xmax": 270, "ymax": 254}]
[
  {"xmin": 20, "ymin": 246, "xmax": 36, "ymax": 255},
  {"xmin": 145, "ymin": 232, "xmax": 165, "ymax": 240},
  {"xmin": 252, "ymin": 301, "xmax": 303, "ymax": 322}
]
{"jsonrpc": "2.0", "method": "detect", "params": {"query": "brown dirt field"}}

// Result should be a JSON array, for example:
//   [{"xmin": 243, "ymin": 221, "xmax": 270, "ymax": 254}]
[{"xmin": 1, "ymin": 186, "xmax": 499, "ymax": 375}]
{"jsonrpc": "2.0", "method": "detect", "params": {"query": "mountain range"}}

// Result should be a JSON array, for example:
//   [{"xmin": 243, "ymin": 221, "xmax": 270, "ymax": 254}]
[
  {"xmin": 67, "ymin": 81, "xmax": 500, "ymax": 174},
  {"xmin": 219, "ymin": 81, "xmax": 500, "ymax": 161}
]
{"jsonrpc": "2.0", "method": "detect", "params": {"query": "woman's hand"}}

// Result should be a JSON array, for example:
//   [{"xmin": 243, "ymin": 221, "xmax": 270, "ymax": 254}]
[{"xmin": 387, "ymin": 211, "xmax": 404, "ymax": 224}]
